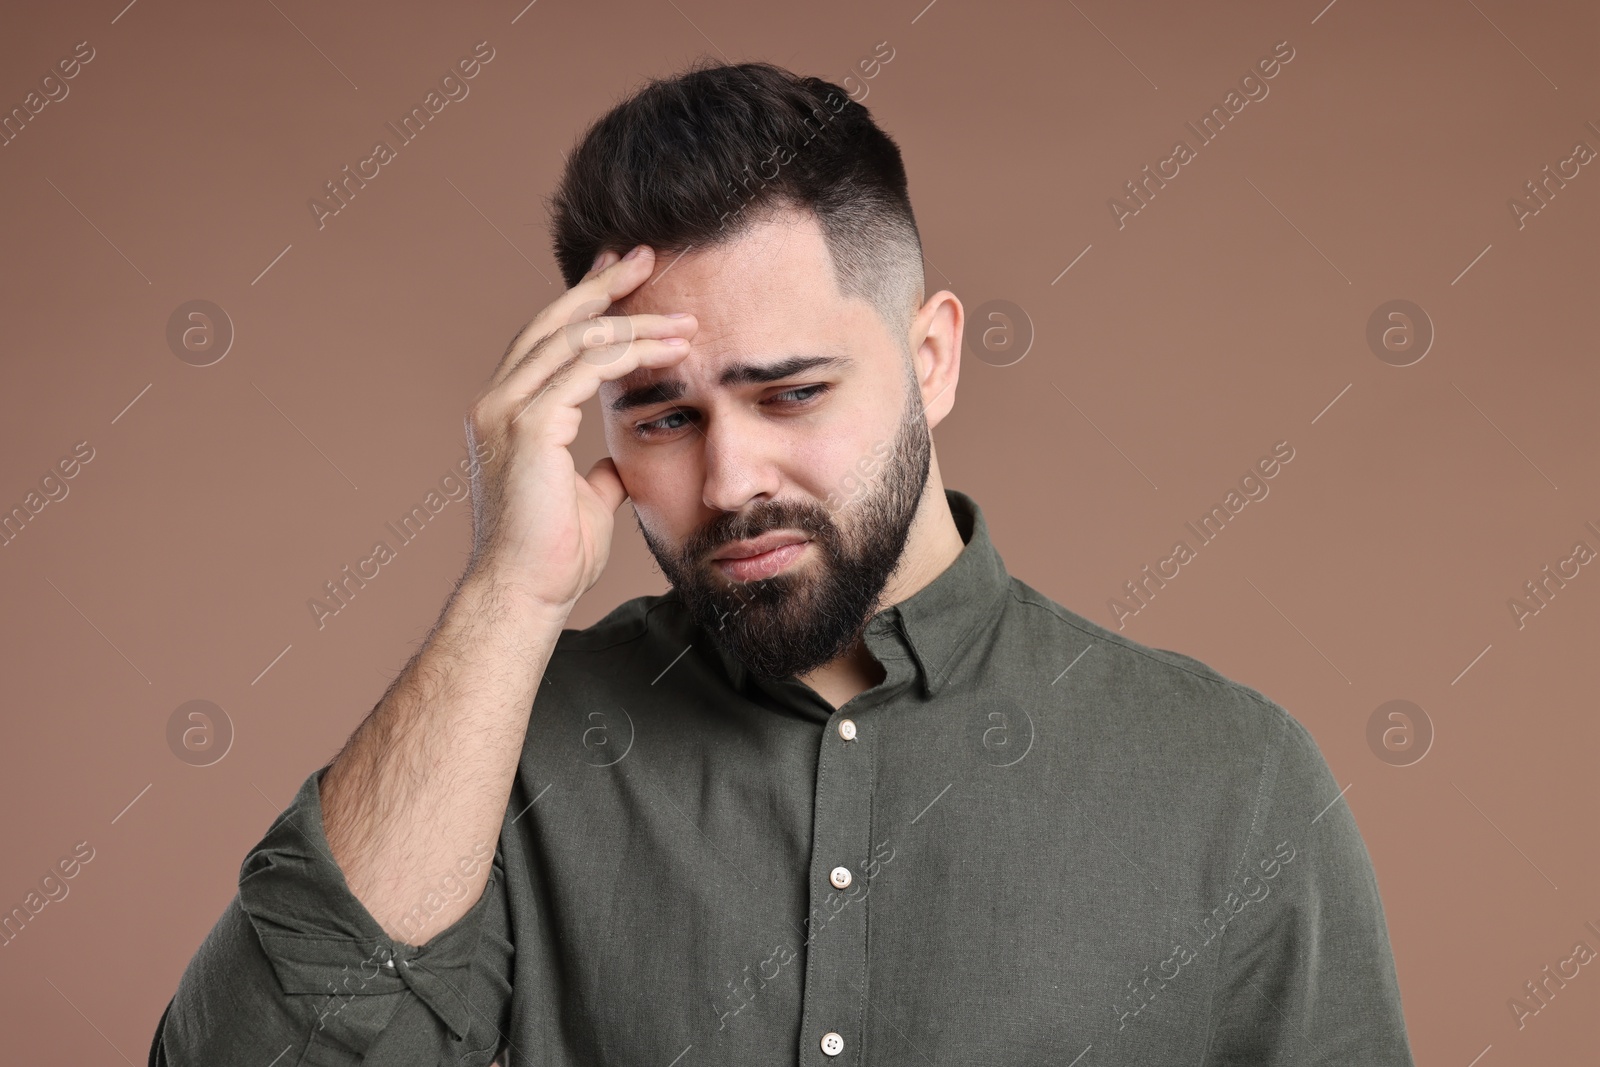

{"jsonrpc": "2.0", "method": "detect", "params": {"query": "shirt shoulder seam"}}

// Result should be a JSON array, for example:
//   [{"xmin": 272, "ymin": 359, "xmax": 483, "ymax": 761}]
[{"xmin": 1006, "ymin": 582, "xmax": 1292, "ymax": 722}]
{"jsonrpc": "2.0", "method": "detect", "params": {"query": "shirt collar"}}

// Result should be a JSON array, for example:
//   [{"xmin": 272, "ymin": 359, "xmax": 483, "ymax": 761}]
[
  {"xmin": 686, "ymin": 488, "xmax": 1011, "ymax": 703},
  {"xmin": 887, "ymin": 487, "xmax": 1012, "ymax": 697}
]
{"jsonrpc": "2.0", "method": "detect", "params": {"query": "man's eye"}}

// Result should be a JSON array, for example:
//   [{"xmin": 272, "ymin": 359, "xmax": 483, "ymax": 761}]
[
  {"xmin": 771, "ymin": 384, "xmax": 826, "ymax": 404},
  {"xmin": 633, "ymin": 385, "xmax": 828, "ymax": 439},
  {"xmin": 635, "ymin": 410, "xmax": 690, "ymax": 437}
]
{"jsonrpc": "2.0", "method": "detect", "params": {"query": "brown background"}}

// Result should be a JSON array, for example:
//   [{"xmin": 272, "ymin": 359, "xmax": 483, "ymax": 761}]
[{"xmin": 1, "ymin": 0, "xmax": 1595, "ymax": 1061}]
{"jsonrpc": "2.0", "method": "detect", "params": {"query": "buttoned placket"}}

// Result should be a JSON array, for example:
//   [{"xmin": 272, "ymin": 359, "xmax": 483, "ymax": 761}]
[{"xmin": 794, "ymin": 610, "xmax": 914, "ymax": 1065}]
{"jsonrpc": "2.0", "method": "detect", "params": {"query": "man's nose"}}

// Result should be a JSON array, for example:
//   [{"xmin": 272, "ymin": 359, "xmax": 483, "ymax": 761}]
[{"xmin": 699, "ymin": 415, "xmax": 782, "ymax": 514}]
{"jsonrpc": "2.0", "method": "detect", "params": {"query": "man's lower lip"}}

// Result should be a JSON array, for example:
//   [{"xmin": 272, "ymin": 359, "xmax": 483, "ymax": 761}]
[{"xmin": 714, "ymin": 541, "xmax": 809, "ymax": 580}]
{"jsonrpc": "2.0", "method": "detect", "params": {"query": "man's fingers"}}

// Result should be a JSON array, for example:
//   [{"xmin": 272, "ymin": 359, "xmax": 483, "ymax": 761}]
[
  {"xmin": 503, "ymin": 335, "xmax": 691, "ymax": 434},
  {"xmin": 486, "ymin": 309, "xmax": 695, "ymax": 420},
  {"xmin": 502, "ymin": 311, "xmax": 693, "ymax": 387},
  {"xmin": 491, "ymin": 246, "xmax": 659, "ymax": 386}
]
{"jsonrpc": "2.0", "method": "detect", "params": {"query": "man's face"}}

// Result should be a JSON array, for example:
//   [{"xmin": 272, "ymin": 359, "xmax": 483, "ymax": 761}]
[{"xmin": 600, "ymin": 207, "xmax": 932, "ymax": 680}]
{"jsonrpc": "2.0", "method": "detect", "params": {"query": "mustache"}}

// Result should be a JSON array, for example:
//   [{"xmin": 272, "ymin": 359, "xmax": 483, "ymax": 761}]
[{"xmin": 688, "ymin": 501, "xmax": 836, "ymax": 562}]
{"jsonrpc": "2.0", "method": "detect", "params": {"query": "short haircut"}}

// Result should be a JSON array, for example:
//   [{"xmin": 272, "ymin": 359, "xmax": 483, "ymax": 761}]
[{"xmin": 548, "ymin": 60, "xmax": 925, "ymax": 348}]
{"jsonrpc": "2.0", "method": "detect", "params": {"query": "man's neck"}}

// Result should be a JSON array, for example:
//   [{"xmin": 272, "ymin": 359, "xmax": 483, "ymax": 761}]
[{"xmin": 796, "ymin": 479, "xmax": 966, "ymax": 710}]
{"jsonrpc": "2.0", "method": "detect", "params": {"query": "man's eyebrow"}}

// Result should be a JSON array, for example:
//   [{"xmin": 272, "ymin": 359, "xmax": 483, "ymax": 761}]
[{"xmin": 607, "ymin": 355, "xmax": 853, "ymax": 415}]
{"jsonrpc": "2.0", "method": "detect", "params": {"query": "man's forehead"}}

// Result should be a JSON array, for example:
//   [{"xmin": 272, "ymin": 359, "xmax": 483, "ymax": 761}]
[{"xmin": 604, "ymin": 293, "xmax": 862, "ymax": 403}]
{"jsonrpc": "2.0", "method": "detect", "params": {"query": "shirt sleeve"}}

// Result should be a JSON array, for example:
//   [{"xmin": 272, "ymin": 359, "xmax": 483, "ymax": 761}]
[
  {"xmin": 1202, "ymin": 708, "xmax": 1416, "ymax": 1066},
  {"xmin": 149, "ymin": 767, "xmax": 514, "ymax": 1067}
]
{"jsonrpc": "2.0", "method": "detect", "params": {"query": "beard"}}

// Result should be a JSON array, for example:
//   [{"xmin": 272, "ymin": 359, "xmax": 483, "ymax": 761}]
[{"xmin": 637, "ymin": 379, "xmax": 933, "ymax": 681}]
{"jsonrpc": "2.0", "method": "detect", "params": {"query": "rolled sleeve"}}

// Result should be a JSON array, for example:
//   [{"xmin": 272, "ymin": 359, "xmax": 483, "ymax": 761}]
[
  {"xmin": 152, "ymin": 767, "xmax": 513, "ymax": 1066},
  {"xmin": 1203, "ymin": 710, "xmax": 1416, "ymax": 1066}
]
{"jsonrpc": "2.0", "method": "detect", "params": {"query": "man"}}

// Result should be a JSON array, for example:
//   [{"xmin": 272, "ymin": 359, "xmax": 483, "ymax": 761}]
[{"xmin": 152, "ymin": 61, "xmax": 1415, "ymax": 1065}]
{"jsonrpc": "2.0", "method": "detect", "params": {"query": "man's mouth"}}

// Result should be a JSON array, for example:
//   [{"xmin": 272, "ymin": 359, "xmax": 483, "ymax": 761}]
[{"xmin": 712, "ymin": 531, "xmax": 813, "ymax": 581}]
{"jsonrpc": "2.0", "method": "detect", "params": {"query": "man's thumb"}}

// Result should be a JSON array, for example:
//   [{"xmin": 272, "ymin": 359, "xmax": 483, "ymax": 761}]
[{"xmin": 584, "ymin": 456, "xmax": 629, "ymax": 512}]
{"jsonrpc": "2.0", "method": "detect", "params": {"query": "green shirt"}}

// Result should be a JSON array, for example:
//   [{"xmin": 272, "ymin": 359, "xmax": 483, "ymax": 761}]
[{"xmin": 152, "ymin": 488, "xmax": 1414, "ymax": 1066}]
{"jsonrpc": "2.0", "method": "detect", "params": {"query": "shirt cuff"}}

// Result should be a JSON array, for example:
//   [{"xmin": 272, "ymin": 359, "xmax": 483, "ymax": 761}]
[{"xmin": 237, "ymin": 767, "xmax": 500, "ymax": 1045}]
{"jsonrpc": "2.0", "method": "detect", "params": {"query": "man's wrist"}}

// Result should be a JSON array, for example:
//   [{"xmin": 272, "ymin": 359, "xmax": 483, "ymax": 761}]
[{"xmin": 453, "ymin": 567, "xmax": 576, "ymax": 634}]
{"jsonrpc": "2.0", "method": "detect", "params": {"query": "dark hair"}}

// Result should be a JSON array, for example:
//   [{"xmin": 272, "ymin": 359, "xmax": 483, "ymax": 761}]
[{"xmin": 548, "ymin": 60, "xmax": 925, "ymax": 343}]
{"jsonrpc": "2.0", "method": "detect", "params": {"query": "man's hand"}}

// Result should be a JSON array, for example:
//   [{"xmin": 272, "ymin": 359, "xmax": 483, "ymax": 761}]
[{"xmin": 462, "ymin": 245, "xmax": 697, "ymax": 615}]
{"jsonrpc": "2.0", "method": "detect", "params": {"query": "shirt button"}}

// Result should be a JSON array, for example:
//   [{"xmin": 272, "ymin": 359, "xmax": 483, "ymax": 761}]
[
  {"xmin": 829, "ymin": 866, "xmax": 853, "ymax": 889},
  {"xmin": 820, "ymin": 1031, "xmax": 845, "ymax": 1056},
  {"xmin": 837, "ymin": 718, "xmax": 857, "ymax": 741}
]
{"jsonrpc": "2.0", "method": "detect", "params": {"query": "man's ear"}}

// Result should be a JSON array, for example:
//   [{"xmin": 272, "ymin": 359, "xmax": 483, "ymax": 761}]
[{"xmin": 910, "ymin": 290, "xmax": 962, "ymax": 429}]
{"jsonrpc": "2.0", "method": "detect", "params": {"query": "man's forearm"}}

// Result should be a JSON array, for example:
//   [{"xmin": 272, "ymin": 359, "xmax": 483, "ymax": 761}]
[{"xmin": 319, "ymin": 570, "xmax": 567, "ymax": 941}]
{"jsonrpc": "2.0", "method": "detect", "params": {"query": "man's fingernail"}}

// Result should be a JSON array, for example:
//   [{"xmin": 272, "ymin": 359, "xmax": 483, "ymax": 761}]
[
  {"xmin": 666, "ymin": 312, "xmax": 690, "ymax": 319},
  {"xmin": 591, "ymin": 251, "xmax": 606, "ymax": 271},
  {"xmin": 623, "ymin": 245, "xmax": 644, "ymax": 260}
]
